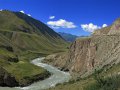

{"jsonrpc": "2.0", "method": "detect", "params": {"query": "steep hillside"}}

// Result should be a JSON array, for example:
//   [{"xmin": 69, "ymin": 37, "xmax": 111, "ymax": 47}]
[
  {"xmin": 0, "ymin": 10, "xmax": 68, "ymax": 87},
  {"xmin": 0, "ymin": 10, "xmax": 68, "ymax": 54},
  {"xmin": 45, "ymin": 18, "xmax": 120, "ymax": 78}
]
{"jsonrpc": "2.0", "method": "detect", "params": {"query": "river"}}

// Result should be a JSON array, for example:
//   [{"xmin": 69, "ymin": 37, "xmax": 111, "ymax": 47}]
[{"xmin": 0, "ymin": 57, "xmax": 71, "ymax": 90}]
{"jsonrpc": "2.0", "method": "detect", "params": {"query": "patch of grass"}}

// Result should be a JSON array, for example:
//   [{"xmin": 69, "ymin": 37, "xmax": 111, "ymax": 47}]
[
  {"xmin": 3, "ymin": 59, "xmax": 49, "ymax": 85},
  {"xmin": 0, "ymin": 48, "xmax": 15, "ymax": 58}
]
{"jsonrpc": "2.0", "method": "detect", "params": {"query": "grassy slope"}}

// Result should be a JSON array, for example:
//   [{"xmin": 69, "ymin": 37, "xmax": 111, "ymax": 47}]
[{"xmin": 0, "ymin": 10, "xmax": 69, "ymax": 86}]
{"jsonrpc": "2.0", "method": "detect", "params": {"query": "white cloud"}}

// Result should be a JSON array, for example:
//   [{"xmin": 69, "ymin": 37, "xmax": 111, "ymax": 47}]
[
  {"xmin": 102, "ymin": 24, "xmax": 107, "ymax": 28},
  {"xmin": 49, "ymin": 16, "xmax": 55, "ymax": 19},
  {"xmin": 20, "ymin": 10, "xmax": 25, "ymax": 14},
  {"xmin": 47, "ymin": 19, "xmax": 76, "ymax": 29},
  {"xmin": 27, "ymin": 14, "xmax": 31, "ymax": 16},
  {"xmin": 81, "ymin": 23, "xmax": 107, "ymax": 32}
]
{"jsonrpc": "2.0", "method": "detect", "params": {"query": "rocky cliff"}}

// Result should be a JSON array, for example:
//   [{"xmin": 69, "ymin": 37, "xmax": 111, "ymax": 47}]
[{"xmin": 45, "ymin": 18, "xmax": 120, "ymax": 78}]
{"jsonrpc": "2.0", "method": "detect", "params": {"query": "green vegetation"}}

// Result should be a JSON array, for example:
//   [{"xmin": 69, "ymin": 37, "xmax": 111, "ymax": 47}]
[
  {"xmin": 85, "ymin": 74, "xmax": 120, "ymax": 90},
  {"xmin": 0, "ymin": 10, "xmax": 69, "ymax": 86},
  {"xmin": 0, "ymin": 10, "xmax": 68, "ymax": 54},
  {"xmin": 4, "ymin": 60, "xmax": 50, "ymax": 86}
]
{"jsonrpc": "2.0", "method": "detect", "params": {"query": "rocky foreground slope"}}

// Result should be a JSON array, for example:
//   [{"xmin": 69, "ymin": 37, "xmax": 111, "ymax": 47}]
[{"xmin": 45, "ymin": 18, "xmax": 120, "ymax": 78}]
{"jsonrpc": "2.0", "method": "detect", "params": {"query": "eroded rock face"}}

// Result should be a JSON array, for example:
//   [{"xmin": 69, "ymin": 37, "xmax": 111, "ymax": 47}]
[
  {"xmin": 0, "ymin": 67, "xmax": 19, "ymax": 87},
  {"xmin": 67, "ymin": 36, "xmax": 120, "ymax": 77},
  {"xmin": 45, "ymin": 18, "xmax": 120, "ymax": 78}
]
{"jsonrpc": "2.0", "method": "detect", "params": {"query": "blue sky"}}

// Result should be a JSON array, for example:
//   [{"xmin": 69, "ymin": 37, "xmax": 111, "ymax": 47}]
[{"xmin": 0, "ymin": 0, "xmax": 120, "ymax": 36}]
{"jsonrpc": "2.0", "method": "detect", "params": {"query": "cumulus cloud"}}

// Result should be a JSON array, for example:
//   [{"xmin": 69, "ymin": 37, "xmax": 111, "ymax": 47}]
[
  {"xmin": 20, "ymin": 10, "xmax": 25, "ymax": 14},
  {"xmin": 47, "ymin": 19, "xmax": 76, "ymax": 29},
  {"xmin": 27, "ymin": 14, "xmax": 31, "ymax": 16},
  {"xmin": 81, "ymin": 23, "xmax": 107, "ymax": 32},
  {"xmin": 102, "ymin": 24, "xmax": 108, "ymax": 28},
  {"xmin": 49, "ymin": 16, "xmax": 55, "ymax": 19}
]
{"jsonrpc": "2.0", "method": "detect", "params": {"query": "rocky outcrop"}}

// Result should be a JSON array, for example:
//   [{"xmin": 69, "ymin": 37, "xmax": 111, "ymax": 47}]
[
  {"xmin": 0, "ymin": 67, "xmax": 19, "ymax": 87},
  {"xmin": 44, "ymin": 53, "xmax": 69, "ymax": 71},
  {"xmin": 45, "ymin": 18, "xmax": 120, "ymax": 78}
]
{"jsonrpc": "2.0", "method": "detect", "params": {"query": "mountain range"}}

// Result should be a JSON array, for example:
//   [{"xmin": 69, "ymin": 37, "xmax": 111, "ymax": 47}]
[{"xmin": 58, "ymin": 32, "xmax": 79, "ymax": 42}]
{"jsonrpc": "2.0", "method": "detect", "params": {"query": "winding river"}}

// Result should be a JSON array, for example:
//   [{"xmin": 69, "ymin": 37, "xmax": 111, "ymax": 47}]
[{"xmin": 0, "ymin": 57, "xmax": 71, "ymax": 90}]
